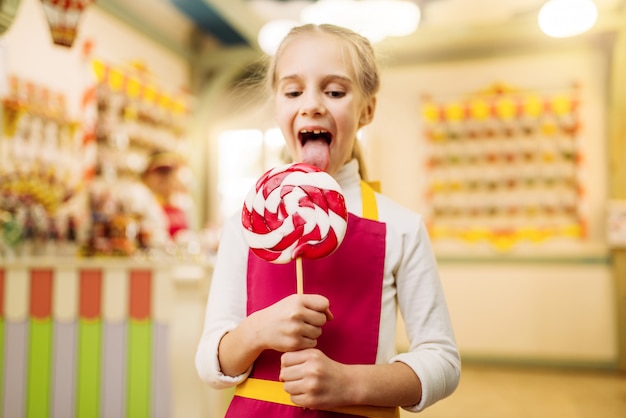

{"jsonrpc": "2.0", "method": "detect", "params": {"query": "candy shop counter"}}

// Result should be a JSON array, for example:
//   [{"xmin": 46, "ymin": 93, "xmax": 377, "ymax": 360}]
[{"xmin": 0, "ymin": 256, "xmax": 214, "ymax": 418}]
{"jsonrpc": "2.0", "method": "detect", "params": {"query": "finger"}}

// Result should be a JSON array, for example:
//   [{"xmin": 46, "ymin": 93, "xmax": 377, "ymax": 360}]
[
  {"xmin": 279, "ymin": 363, "xmax": 302, "ymax": 384},
  {"xmin": 304, "ymin": 310, "xmax": 331, "ymax": 327},
  {"xmin": 281, "ymin": 350, "xmax": 306, "ymax": 369},
  {"xmin": 324, "ymin": 307, "xmax": 334, "ymax": 321},
  {"xmin": 279, "ymin": 358, "xmax": 303, "ymax": 384},
  {"xmin": 300, "ymin": 323, "xmax": 323, "ymax": 340},
  {"xmin": 282, "ymin": 379, "xmax": 307, "ymax": 404},
  {"xmin": 283, "ymin": 380, "xmax": 307, "ymax": 401},
  {"xmin": 302, "ymin": 294, "xmax": 331, "ymax": 314},
  {"xmin": 301, "ymin": 295, "xmax": 334, "ymax": 322}
]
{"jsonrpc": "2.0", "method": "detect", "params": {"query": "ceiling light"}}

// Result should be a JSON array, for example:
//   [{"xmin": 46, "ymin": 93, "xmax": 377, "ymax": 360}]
[
  {"xmin": 301, "ymin": 0, "xmax": 420, "ymax": 43},
  {"xmin": 538, "ymin": 0, "xmax": 598, "ymax": 38},
  {"xmin": 257, "ymin": 0, "xmax": 421, "ymax": 55},
  {"xmin": 257, "ymin": 19, "xmax": 299, "ymax": 55}
]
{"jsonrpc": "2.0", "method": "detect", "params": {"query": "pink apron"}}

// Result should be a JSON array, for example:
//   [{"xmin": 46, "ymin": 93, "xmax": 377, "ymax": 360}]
[{"xmin": 226, "ymin": 183, "xmax": 398, "ymax": 418}]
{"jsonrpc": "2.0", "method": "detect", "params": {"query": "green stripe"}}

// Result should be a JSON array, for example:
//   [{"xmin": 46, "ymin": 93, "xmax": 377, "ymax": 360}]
[
  {"xmin": 76, "ymin": 320, "xmax": 101, "ymax": 418},
  {"xmin": 27, "ymin": 318, "xmax": 52, "ymax": 418},
  {"xmin": 127, "ymin": 320, "xmax": 152, "ymax": 418}
]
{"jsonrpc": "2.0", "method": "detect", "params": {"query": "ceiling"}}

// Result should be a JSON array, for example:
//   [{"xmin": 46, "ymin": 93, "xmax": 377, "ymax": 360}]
[{"xmin": 96, "ymin": 0, "xmax": 626, "ymax": 62}]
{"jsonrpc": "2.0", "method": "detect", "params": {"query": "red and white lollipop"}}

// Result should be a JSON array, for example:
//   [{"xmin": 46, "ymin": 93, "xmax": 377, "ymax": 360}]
[{"xmin": 242, "ymin": 162, "xmax": 348, "ymax": 293}]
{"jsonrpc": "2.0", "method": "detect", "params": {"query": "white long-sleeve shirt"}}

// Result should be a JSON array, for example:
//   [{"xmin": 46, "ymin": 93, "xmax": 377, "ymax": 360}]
[{"xmin": 195, "ymin": 159, "xmax": 461, "ymax": 412}]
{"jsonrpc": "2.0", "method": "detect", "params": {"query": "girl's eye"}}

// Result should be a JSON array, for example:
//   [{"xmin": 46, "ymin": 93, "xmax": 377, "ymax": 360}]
[
  {"xmin": 285, "ymin": 91, "xmax": 301, "ymax": 98},
  {"xmin": 327, "ymin": 91, "xmax": 346, "ymax": 98}
]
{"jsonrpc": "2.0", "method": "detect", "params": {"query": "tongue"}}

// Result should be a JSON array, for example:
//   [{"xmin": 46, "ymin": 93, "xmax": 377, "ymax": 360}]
[{"xmin": 302, "ymin": 140, "xmax": 330, "ymax": 171}]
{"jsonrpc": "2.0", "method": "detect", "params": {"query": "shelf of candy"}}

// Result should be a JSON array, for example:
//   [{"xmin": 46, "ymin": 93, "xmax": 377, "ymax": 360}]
[
  {"xmin": 0, "ymin": 190, "xmax": 80, "ymax": 258},
  {"xmin": 90, "ymin": 60, "xmax": 190, "ymax": 181},
  {"xmin": 422, "ymin": 83, "xmax": 585, "ymax": 251},
  {"xmin": 79, "ymin": 180, "xmax": 145, "ymax": 257},
  {"xmin": 77, "ymin": 177, "xmax": 207, "ymax": 260},
  {"xmin": 74, "ymin": 60, "xmax": 193, "ymax": 258},
  {"xmin": 0, "ymin": 76, "xmax": 86, "ymax": 258}
]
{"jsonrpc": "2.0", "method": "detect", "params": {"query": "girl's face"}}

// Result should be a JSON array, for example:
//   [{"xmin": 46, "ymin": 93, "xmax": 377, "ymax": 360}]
[{"xmin": 273, "ymin": 33, "xmax": 375, "ymax": 175}]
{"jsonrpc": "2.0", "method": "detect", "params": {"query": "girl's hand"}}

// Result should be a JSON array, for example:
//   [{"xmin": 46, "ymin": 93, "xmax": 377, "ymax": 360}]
[
  {"xmin": 251, "ymin": 294, "xmax": 334, "ymax": 353},
  {"xmin": 279, "ymin": 348, "xmax": 352, "ymax": 410}
]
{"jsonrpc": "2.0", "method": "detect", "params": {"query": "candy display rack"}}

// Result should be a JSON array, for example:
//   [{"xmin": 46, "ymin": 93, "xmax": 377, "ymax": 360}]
[
  {"xmin": 422, "ymin": 83, "xmax": 586, "ymax": 252},
  {"xmin": 80, "ymin": 59, "xmax": 192, "ymax": 257},
  {"xmin": 0, "ymin": 75, "xmax": 85, "ymax": 257},
  {"xmin": 90, "ymin": 59, "xmax": 189, "ymax": 183},
  {"xmin": 0, "ymin": 65, "xmax": 205, "ymax": 418},
  {"xmin": 0, "ymin": 60, "xmax": 193, "ymax": 258}
]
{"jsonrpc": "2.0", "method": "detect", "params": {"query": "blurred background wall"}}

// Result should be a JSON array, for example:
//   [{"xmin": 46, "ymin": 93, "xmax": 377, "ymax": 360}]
[{"xmin": 0, "ymin": 1, "xmax": 624, "ymax": 417}]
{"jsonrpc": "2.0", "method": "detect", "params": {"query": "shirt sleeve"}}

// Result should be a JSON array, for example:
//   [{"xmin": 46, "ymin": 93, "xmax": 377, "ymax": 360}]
[
  {"xmin": 389, "ymin": 216, "xmax": 461, "ymax": 412},
  {"xmin": 195, "ymin": 215, "xmax": 252, "ymax": 388}
]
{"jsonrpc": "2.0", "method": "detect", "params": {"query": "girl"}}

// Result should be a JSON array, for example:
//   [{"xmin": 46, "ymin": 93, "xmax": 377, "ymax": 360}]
[{"xmin": 195, "ymin": 24, "xmax": 460, "ymax": 417}]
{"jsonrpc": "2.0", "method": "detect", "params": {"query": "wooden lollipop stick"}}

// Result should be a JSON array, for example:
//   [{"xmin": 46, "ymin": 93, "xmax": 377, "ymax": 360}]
[{"xmin": 296, "ymin": 257, "xmax": 303, "ymax": 294}]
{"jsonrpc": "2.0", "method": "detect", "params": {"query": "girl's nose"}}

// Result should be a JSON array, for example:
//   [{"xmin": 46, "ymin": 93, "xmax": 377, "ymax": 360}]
[{"xmin": 300, "ymin": 92, "xmax": 325, "ymax": 116}]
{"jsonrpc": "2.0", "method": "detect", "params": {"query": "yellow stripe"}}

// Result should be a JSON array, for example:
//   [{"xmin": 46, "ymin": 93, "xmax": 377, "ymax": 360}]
[
  {"xmin": 236, "ymin": 377, "xmax": 295, "ymax": 406},
  {"xmin": 235, "ymin": 378, "xmax": 399, "ymax": 418},
  {"xmin": 361, "ymin": 181, "xmax": 379, "ymax": 221},
  {"xmin": 6, "ymin": 267, "xmax": 29, "ymax": 321},
  {"xmin": 366, "ymin": 180, "xmax": 381, "ymax": 193},
  {"xmin": 53, "ymin": 267, "xmax": 78, "ymax": 322},
  {"xmin": 103, "ymin": 267, "xmax": 127, "ymax": 322}
]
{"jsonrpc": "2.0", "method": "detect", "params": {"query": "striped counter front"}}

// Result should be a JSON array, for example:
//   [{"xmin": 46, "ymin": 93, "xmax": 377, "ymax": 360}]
[{"xmin": 0, "ymin": 258, "xmax": 201, "ymax": 418}]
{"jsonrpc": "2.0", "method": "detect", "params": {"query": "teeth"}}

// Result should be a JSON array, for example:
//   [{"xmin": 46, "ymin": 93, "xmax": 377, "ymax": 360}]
[{"xmin": 300, "ymin": 129, "xmax": 327, "ymax": 134}]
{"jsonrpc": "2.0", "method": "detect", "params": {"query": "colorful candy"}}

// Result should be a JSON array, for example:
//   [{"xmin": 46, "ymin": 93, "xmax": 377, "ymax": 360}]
[{"xmin": 242, "ymin": 163, "xmax": 348, "ymax": 264}]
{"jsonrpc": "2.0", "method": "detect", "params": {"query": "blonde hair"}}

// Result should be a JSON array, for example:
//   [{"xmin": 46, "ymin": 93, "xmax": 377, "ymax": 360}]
[{"xmin": 267, "ymin": 24, "xmax": 380, "ymax": 179}]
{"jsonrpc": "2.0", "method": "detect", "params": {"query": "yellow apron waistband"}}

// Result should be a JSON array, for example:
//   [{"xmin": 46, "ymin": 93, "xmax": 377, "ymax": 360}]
[{"xmin": 234, "ymin": 377, "xmax": 400, "ymax": 418}]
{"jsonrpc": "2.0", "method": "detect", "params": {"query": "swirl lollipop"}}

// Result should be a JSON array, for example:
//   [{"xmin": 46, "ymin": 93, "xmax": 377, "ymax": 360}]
[{"xmin": 242, "ymin": 163, "xmax": 348, "ymax": 293}]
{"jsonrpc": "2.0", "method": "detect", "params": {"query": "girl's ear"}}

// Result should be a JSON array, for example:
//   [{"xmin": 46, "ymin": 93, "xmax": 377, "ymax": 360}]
[{"xmin": 359, "ymin": 97, "xmax": 377, "ymax": 127}]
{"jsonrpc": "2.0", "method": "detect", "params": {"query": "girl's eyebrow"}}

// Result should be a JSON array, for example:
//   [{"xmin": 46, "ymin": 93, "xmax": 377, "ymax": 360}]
[
  {"xmin": 278, "ymin": 74, "xmax": 300, "ymax": 84},
  {"xmin": 277, "ymin": 74, "xmax": 353, "ymax": 85},
  {"xmin": 322, "ymin": 74, "xmax": 353, "ymax": 85}
]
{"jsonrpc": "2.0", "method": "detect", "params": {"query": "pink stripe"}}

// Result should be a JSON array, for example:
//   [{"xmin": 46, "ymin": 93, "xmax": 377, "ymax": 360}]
[
  {"xmin": 79, "ymin": 269, "xmax": 102, "ymax": 320},
  {"xmin": 129, "ymin": 270, "xmax": 151, "ymax": 320},
  {"xmin": 30, "ymin": 269, "xmax": 53, "ymax": 319}
]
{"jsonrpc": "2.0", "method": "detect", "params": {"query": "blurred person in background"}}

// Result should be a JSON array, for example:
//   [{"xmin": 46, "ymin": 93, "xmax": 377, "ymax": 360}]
[{"xmin": 141, "ymin": 151, "xmax": 190, "ymax": 240}]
